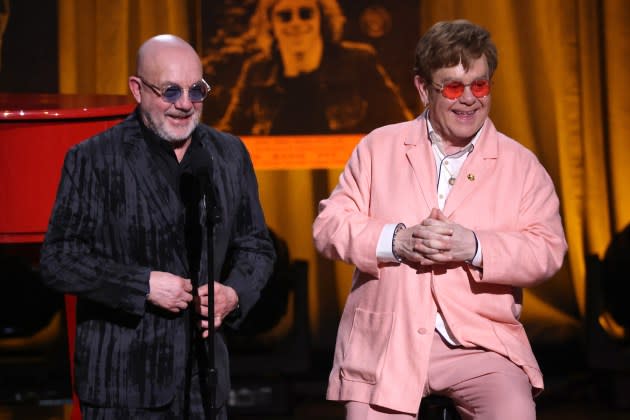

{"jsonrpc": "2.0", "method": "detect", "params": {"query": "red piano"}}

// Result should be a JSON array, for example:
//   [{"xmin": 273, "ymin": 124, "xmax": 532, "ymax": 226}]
[{"xmin": 0, "ymin": 93, "xmax": 135, "ymax": 419}]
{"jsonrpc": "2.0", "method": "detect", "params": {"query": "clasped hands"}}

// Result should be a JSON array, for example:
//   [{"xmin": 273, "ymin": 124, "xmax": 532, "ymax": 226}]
[
  {"xmin": 146, "ymin": 274, "xmax": 239, "ymax": 338},
  {"xmin": 393, "ymin": 208, "xmax": 477, "ymax": 265}
]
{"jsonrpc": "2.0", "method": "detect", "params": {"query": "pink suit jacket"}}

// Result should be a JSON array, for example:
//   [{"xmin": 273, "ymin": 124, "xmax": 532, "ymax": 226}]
[{"xmin": 312, "ymin": 115, "xmax": 567, "ymax": 414}]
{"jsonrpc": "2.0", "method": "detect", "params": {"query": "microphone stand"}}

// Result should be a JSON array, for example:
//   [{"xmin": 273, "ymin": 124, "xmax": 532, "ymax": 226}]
[
  {"xmin": 202, "ymin": 178, "xmax": 217, "ymax": 419},
  {"xmin": 192, "ymin": 150, "xmax": 217, "ymax": 419}
]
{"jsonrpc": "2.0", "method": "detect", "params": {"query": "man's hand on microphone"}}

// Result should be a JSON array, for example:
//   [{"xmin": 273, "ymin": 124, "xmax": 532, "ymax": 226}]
[
  {"xmin": 146, "ymin": 271, "xmax": 193, "ymax": 313},
  {"xmin": 195, "ymin": 282, "xmax": 239, "ymax": 338}
]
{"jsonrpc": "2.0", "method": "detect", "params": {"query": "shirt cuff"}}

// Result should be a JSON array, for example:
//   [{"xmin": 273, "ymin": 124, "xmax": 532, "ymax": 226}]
[
  {"xmin": 469, "ymin": 231, "xmax": 483, "ymax": 267},
  {"xmin": 377, "ymin": 223, "xmax": 402, "ymax": 263}
]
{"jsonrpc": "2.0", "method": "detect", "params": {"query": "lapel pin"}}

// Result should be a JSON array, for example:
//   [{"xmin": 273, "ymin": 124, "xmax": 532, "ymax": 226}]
[{"xmin": 467, "ymin": 173, "xmax": 475, "ymax": 181}]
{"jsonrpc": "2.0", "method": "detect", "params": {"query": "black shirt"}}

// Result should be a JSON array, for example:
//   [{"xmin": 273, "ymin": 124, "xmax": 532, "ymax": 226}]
[
  {"xmin": 139, "ymin": 117, "xmax": 206, "ymax": 287},
  {"xmin": 139, "ymin": 117, "xmax": 204, "ymax": 199}
]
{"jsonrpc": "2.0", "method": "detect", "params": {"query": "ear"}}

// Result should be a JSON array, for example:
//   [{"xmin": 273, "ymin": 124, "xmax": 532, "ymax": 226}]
[
  {"xmin": 128, "ymin": 76, "xmax": 142, "ymax": 104},
  {"xmin": 414, "ymin": 75, "xmax": 430, "ymax": 107}
]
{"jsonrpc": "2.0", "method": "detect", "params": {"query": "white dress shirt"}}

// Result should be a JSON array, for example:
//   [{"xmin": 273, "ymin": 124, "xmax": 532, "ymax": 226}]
[{"xmin": 376, "ymin": 112, "xmax": 483, "ymax": 345}]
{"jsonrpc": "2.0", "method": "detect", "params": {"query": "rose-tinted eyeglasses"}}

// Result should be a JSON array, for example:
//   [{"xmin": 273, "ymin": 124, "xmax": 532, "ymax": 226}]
[
  {"xmin": 138, "ymin": 76, "xmax": 211, "ymax": 103},
  {"xmin": 432, "ymin": 79, "xmax": 491, "ymax": 100},
  {"xmin": 275, "ymin": 7, "xmax": 315, "ymax": 23}
]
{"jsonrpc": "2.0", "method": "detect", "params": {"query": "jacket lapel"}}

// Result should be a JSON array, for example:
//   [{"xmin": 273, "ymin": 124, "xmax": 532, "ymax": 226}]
[
  {"xmin": 443, "ymin": 120, "xmax": 499, "ymax": 217},
  {"xmin": 405, "ymin": 117, "xmax": 439, "ymax": 214},
  {"xmin": 122, "ymin": 120, "xmax": 182, "ymax": 227}
]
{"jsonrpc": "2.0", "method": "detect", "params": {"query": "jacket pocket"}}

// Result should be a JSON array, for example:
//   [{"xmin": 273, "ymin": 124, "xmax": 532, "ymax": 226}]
[{"xmin": 340, "ymin": 308, "xmax": 394, "ymax": 384}]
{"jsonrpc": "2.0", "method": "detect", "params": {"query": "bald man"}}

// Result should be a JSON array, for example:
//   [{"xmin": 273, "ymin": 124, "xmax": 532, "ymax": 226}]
[{"xmin": 40, "ymin": 34, "xmax": 276, "ymax": 419}]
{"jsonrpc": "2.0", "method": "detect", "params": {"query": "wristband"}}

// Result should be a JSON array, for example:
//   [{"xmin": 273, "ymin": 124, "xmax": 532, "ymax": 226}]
[
  {"xmin": 467, "ymin": 231, "xmax": 479, "ymax": 264},
  {"xmin": 392, "ymin": 223, "xmax": 406, "ymax": 263}
]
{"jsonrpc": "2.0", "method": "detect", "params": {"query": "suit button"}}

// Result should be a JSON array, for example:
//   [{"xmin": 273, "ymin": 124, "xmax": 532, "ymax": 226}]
[{"xmin": 417, "ymin": 328, "xmax": 427, "ymax": 334}]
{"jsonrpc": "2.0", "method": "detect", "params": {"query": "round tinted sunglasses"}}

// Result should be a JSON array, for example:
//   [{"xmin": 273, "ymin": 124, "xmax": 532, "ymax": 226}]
[
  {"xmin": 275, "ymin": 7, "xmax": 315, "ymax": 23},
  {"xmin": 432, "ymin": 79, "xmax": 491, "ymax": 100},
  {"xmin": 138, "ymin": 76, "xmax": 211, "ymax": 103}
]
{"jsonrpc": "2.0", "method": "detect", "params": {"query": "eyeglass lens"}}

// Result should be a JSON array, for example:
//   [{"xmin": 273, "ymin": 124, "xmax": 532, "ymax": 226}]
[
  {"xmin": 162, "ymin": 82, "xmax": 209, "ymax": 103},
  {"xmin": 441, "ymin": 79, "xmax": 491, "ymax": 99},
  {"xmin": 276, "ymin": 7, "xmax": 314, "ymax": 23}
]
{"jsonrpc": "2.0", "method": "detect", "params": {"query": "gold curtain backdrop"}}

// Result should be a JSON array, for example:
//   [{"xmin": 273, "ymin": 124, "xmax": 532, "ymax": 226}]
[
  {"xmin": 58, "ymin": 0, "xmax": 190, "ymax": 94},
  {"xmin": 58, "ymin": 0, "xmax": 630, "ymax": 349}
]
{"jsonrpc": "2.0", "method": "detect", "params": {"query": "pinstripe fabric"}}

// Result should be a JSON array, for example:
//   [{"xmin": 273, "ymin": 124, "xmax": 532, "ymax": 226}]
[{"xmin": 40, "ymin": 110, "xmax": 275, "ymax": 410}]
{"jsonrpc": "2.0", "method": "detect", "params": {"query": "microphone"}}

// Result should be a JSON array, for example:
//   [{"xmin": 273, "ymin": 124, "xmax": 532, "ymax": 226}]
[
  {"xmin": 190, "ymin": 149, "xmax": 220, "ymax": 225},
  {"xmin": 189, "ymin": 149, "xmax": 211, "ymax": 199}
]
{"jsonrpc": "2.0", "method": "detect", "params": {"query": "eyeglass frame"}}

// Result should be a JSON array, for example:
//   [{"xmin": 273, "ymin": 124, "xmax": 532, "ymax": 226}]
[
  {"xmin": 136, "ymin": 75, "xmax": 211, "ymax": 103},
  {"xmin": 431, "ymin": 78, "xmax": 492, "ymax": 100}
]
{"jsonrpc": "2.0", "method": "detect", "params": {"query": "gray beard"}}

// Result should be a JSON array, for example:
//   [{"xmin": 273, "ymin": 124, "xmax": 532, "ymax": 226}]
[{"xmin": 142, "ymin": 110, "xmax": 199, "ymax": 143}]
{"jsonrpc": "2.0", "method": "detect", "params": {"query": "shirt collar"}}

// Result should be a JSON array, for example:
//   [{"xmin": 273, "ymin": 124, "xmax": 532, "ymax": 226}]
[{"xmin": 425, "ymin": 109, "xmax": 481, "ymax": 157}]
